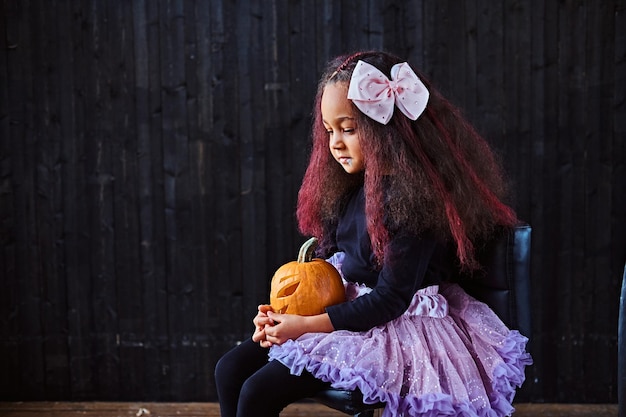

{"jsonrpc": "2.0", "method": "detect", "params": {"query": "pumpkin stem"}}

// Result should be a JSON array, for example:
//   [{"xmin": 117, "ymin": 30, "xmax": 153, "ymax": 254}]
[{"xmin": 297, "ymin": 237, "xmax": 318, "ymax": 263}]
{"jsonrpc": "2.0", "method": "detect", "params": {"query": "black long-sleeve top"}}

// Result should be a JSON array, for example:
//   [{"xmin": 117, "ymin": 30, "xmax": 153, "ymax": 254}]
[{"xmin": 325, "ymin": 187, "xmax": 456, "ymax": 331}]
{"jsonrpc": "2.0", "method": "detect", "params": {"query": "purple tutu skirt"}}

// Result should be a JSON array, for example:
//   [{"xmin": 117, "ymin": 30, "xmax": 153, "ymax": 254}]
[{"xmin": 268, "ymin": 254, "xmax": 532, "ymax": 417}]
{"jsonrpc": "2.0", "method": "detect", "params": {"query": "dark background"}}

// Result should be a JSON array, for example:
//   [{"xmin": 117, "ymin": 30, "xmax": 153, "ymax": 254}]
[{"xmin": 1, "ymin": 0, "xmax": 625, "ymax": 404}]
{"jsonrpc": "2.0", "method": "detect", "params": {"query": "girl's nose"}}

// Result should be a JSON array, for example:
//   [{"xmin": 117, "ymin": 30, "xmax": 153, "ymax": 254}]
[{"xmin": 330, "ymin": 133, "xmax": 343, "ymax": 149}]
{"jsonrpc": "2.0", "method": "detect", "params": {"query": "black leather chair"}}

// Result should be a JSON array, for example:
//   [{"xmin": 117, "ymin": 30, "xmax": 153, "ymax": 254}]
[
  {"xmin": 311, "ymin": 224, "xmax": 533, "ymax": 417},
  {"xmin": 619, "ymin": 264, "xmax": 625, "ymax": 417}
]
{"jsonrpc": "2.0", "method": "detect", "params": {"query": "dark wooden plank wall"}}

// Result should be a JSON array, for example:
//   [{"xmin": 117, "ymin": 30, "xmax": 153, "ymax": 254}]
[{"xmin": 1, "ymin": 0, "xmax": 624, "ymax": 403}]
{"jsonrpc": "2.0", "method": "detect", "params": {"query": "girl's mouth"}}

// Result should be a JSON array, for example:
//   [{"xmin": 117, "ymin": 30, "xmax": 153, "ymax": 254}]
[{"xmin": 338, "ymin": 157, "xmax": 352, "ymax": 166}]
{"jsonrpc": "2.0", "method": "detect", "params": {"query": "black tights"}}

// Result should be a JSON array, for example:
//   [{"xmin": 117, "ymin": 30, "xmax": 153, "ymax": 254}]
[{"xmin": 214, "ymin": 338, "xmax": 331, "ymax": 417}]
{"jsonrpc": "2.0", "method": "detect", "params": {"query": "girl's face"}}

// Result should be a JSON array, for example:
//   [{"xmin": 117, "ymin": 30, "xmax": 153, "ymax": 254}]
[{"xmin": 321, "ymin": 82, "xmax": 364, "ymax": 174}]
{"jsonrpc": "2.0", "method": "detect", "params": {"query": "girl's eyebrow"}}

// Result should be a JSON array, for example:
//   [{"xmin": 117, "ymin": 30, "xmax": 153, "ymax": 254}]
[{"xmin": 322, "ymin": 116, "xmax": 355, "ymax": 124}]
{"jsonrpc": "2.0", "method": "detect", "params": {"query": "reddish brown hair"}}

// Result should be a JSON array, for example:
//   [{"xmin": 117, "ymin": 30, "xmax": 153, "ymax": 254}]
[{"xmin": 297, "ymin": 51, "xmax": 517, "ymax": 270}]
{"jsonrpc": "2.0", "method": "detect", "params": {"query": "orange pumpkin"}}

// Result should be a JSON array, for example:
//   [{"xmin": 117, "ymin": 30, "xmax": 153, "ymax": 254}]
[{"xmin": 270, "ymin": 237, "xmax": 346, "ymax": 316}]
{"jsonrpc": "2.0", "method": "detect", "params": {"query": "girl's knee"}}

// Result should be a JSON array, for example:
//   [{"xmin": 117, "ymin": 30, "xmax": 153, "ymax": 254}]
[{"xmin": 214, "ymin": 353, "xmax": 236, "ymax": 388}]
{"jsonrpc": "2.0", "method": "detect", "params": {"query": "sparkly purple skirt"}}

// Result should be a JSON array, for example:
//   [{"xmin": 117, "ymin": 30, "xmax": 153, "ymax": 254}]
[{"xmin": 268, "ymin": 255, "xmax": 532, "ymax": 417}]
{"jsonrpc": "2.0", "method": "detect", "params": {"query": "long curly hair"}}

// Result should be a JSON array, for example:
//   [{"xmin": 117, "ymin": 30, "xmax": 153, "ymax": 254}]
[{"xmin": 296, "ymin": 51, "xmax": 518, "ymax": 270}]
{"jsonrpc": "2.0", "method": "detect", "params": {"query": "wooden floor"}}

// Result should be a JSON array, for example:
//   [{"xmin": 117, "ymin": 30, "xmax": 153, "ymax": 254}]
[{"xmin": 0, "ymin": 402, "xmax": 619, "ymax": 417}]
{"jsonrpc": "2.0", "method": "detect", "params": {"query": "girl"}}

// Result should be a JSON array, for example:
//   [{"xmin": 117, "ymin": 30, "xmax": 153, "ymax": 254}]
[{"xmin": 215, "ymin": 50, "xmax": 532, "ymax": 417}]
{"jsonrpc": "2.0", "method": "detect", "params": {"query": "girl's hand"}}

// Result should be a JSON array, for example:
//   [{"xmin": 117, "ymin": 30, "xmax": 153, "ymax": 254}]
[
  {"xmin": 263, "ymin": 311, "xmax": 307, "ymax": 346},
  {"xmin": 252, "ymin": 305, "xmax": 275, "ymax": 348},
  {"xmin": 263, "ymin": 311, "xmax": 335, "ymax": 345},
  {"xmin": 253, "ymin": 307, "xmax": 335, "ymax": 347}
]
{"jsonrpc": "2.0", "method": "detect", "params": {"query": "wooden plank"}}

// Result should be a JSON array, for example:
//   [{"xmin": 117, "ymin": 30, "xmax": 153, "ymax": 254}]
[
  {"xmin": 317, "ymin": 0, "xmax": 342, "ymax": 60},
  {"xmin": 554, "ymin": 0, "xmax": 577, "ymax": 402},
  {"xmin": 287, "ymin": 0, "xmax": 319, "ymax": 250},
  {"xmin": 401, "ymin": 0, "xmax": 425, "ymax": 67},
  {"xmin": 130, "ymin": 0, "xmax": 161, "ymax": 401},
  {"xmin": 340, "ymin": 0, "xmax": 369, "ymax": 52},
  {"xmin": 431, "ymin": 0, "xmax": 453, "ymax": 95},
  {"xmin": 582, "ymin": 1, "xmax": 620, "ymax": 402},
  {"xmin": 85, "ymin": 0, "xmax": 122, "ymax": 399},
  {"xmin": 134, "ymin": 0, "xmax": 171, "ymax": 401},
  {"xmin": 527, "ymin": 0, "xmax": 550, "ymax": 403},
  {"xmin": 461, "ymin": 0, "xmax": 478, "ymax": 123},
  {"xmin": 107, "ymin": 0, "xmax": 145, "ymax": 401},
  {"xmin": 38, "ymin": 0, "xmax": 71, "ymax": 399},
  {"xmin": 500, "ymin": 1, "xmax": 532, "ymax": 401},
  {"xmin": 0, "ymin": 402, "xmax": 619, "ymax": 417},
  {"xmin": 613, "ymin": 0, "xmax": 626, "ymax": 318},
  {"xmin": 555, "ymin": 0, "xmax": 587, "ymax": 401},
  {"xmin": 61, "ymin": 0, "xmax": 95, "ymax": 400},
  {"xmin": 533, "ymin": 0, "xmax": 561, "ymax": 403},
  {"xmin": 381, "ymin": 1, "xmax": 400, "ymax": 55},
  {"xmin": 181, "ymin": 0, "xmax": 215, "ymax": 401},
  {"xmin": 158, "ymin": 0, "xmax": 195, "ymax": 401},
  {"xmin": 237, "ymin": 0, "xmax": 267, "ymax": 338},
  {"xmin": 502, "ymin": 0, "xmax": 533, "ymax": 217},
  {"xmin": 263, "ymin": 0, "xmax": 295, "ymax": 275},
  {"xmin": 205, "ymin": 0, "xmax": 244, "ymax": 346},
  {"xmin": 12, "ymin": 0, "xmax": 46, "ymax": 400},
  {"xmin": 420, "ymin": 0, "xmax": 439, "ymax": 82},
  {"xmin": 475, "ymin": 0, "xmax": 505, "ymax": 145},
  {"xmin": 445, "ymin": 0, "xmax": 468, "ymax": 109},
  {"xmin": 0, "ymin": 0, "xmax": 21, "ymax": 401},
  {"xmin": 367, "ymin": 0, "xmax": 383, "ymax": 49}
]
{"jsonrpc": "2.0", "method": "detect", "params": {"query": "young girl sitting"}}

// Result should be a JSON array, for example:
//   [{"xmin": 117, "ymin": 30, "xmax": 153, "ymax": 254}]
[{"xmin": 215, "ymin": 50, "xmax": 532, "ymax": 417}]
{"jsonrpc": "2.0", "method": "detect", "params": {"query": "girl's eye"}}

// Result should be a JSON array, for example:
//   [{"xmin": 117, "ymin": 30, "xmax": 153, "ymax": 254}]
[{"xmin": 325, "ymin": 127, "xmax": 355, "ymax": 136}]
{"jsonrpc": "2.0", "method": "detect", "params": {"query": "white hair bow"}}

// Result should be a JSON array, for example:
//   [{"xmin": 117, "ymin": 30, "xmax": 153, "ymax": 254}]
[{"xmin": 347, "ymin": 60, "xmax": 429, "ymax": 125}]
